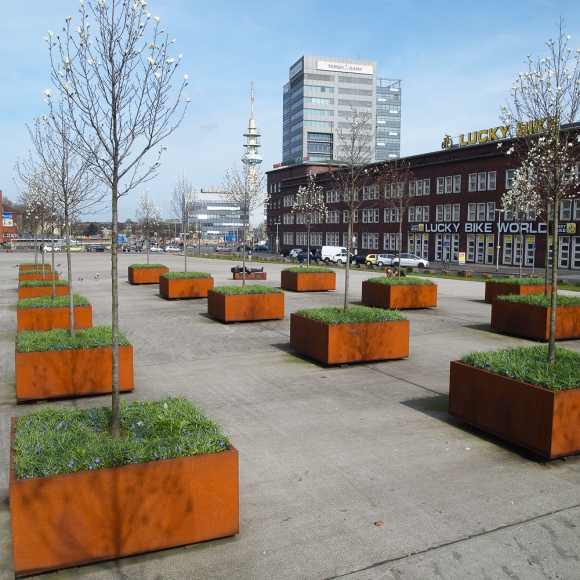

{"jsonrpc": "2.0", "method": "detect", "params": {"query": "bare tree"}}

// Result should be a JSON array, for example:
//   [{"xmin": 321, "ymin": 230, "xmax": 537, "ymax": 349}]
[
  {"xmin": 329, "ymin": 108, "xmax": 377, "ymax": 311},
  {"xmin": 291, "ymin": 171, "xmax": 327, "ymax": 268},
  {"xmin": 170, "ymin": 172, "xmax": 198, "ymax": 272},
  {"xmin": 44, "ymin": 0, "xmax": 189, "ymax": 437},
  {"xmin": 381, "ymin": 159, "xmax": 416, "ymax": 279},
  {"xmin": 221, "ymin": 162, "xmax": 267, "ymax": 285},
  {"xmin": 501, "ymin": 19, "xmax": 580, "ymax": 361},
  {"xmin": 135, "ymin": 190, "xmax": 163, "ymax": 265}
]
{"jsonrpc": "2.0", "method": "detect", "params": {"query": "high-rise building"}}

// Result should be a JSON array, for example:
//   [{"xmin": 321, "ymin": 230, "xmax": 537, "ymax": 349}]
[{"xmin": 281, "ymin": 55, "xmax": 401, "ymax": 166}]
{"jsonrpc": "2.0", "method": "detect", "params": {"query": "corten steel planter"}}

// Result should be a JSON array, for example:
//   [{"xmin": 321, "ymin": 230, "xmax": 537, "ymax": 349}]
[
  {"xmin": 361, "ymin": 281, "xmax": 437, "ymax": 309},
  {"xmin": 232, "ymin": 272, "xmax": 267, "ymax": 280},
  {"xmin": 128, "ymin": 266, "xmax": 169, "ymax": 284},
  {"xmin": 484, "ymin": 281, "xmax": 551, "ymax": 302},
  {"xmin": 491, "ymin": 300, "xmax": 580, "ymax": 341},
  {"xmin": 290, "ymin": 313, "xmax": 409, "ymax": 365},
  {"xmin": 449, "ymin": 361, "xmax": 580, "ymax": 459},
  {"xmin": 18, "ymin": 284, "xmax": 69, "ymax": 300},
  {"xmin": 9, "ymin": 430, "xmax": 239, "ymax": 578},
  {"xmin": 18, "ymin": 272, "xmax": 59, "ymax": 282},
  {"xmin": 281, "ymin": 271, "xmax": 336, "ymax": 292},
  {"xmin": 17, "ymin": 305, "xmax": 93, "ymax": 332},
  {"xmin": 19, "ymin": 264, "xmax": 52, "ymax": 271},
  {"xmin": 207, "ymin": 291, "xmax": 284, "ymax": 322},
  {"xmin": 159, "ymin": 276, "xmax": 214, "ymax": 299},
  {"xmin": 15, "ymin": 345, "xmax": 134, "ymax": 402}
]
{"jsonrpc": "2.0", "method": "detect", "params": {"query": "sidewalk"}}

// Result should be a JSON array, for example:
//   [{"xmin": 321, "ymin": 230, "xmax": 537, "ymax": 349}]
[{"xmin": 1, "ymin": 252, "xmax": 579, "ymax": 579}]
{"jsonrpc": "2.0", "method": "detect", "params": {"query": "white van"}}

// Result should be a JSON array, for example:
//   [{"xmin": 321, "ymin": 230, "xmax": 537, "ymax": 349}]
[{"xmin": 320, "ymin": 246, "xmax": 347, "ymax": 263}]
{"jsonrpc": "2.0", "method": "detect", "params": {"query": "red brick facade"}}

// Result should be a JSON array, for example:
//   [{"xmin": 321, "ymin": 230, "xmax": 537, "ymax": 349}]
[{"xmin": 266, "ymin": 140, "xmax": 580, "ymax": 270}]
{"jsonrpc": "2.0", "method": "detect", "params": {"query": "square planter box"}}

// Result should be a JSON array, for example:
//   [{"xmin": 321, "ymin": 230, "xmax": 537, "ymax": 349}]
[
  {"xmin": 361, "ymin": 281, "xmax": 437, "ymax": 309},
  {"xmin": 281, "ymin": 271, "xmax": 336, "ymax": 292},
  {"xmin": 159, "ymin": 276, "xmax": 214, "ymax": 299},
  {"xmin": 207, "ymin": 290, "xmax": 284, "ymax": 322},
  {"xmin": 290, "ymin": 313, "xmax": 409, "ymax": 365},
  {"xmin": 18, "ymin": 284, "xmax": 69, "ymax": 300},
  {"xmin": 9, "ymin": 429, "xmax": 239, "ymax": 577},
  {"xmin": 232, "ymin": 272, "xmax": 267, "ymax": 280},
  {"xmin": 484, "ymin": 281, "xmax": 551, "ymax": 302},
  {"xmin": 15, "ymin": 345, "xmax": 134, "ymax": 402},
  {"xmin": 449, "ymin": 361, "xmax": 580, "ymax": 459},
  {"xmin": 18, "ymin": 272, "xmax": 59, "ymax": 282},
  {"xmin": 491, "ymin": 300, "xmax": 580, "ymax": 340},
  {"xmin": 128, "ymin": 266, "xmax": 169, "ymax": 284},
  {"xmin": 17, "ymin": 305, "xmax": 93, "ymax": 332}
]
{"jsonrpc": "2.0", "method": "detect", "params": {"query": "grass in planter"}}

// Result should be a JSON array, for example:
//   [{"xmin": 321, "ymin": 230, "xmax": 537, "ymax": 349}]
[
  {"xmin": 19, "ymin": 262, "xmax": 51, "ymax": 267},
  {"xmin": 283, "ymin": 266, "xmax": 333, "ymax": 274},
  {"xmin": 365, "ymin": 276, "xmax": 434, "ymax": 286},
  {"xmin": 212, "ymin": 285, "xmax": 282, "ymax": 295},
  {"xmin": 17, "ymin": 326, "xmax": 130, "ymax": 353},
  {"xmin": 161, "ymin": 271, "xmax": 212, "ymax": 279},
  {"xmin": 460, "ymin": 345, "xmax": 580, "ymax": 391},
  {"xmin": 19, "ymin": 269, "xmax": 58, "ymax": 275},
  {"xmin": 488, "ymin": 276, "xmax": 545, "ymax": 285},
  {"xmin": 497, "ymin": 293, "xmax": 580, "ymax": 307},
  {"xmin": 17, "ymin": 295, "xmax": 90, "ymax": 309},
  {"xmin": 19, "ymin": 280, "xmax": 68, "ymax": 287},
  {"xmin": 13, "ymin": 397, "xmax": 229, "ymax": 479},
  {"xmin": 129, "ymin": 263, "xmax": 168, "ymax": 268},
  {"xmin": 296, "ymin": 305, "xmax": 407, "ymax": 324}
]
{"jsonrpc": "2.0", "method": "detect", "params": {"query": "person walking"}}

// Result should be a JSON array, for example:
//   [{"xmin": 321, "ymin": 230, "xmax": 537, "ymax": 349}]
[
  {"xmin": 298, "ymin": 250, "xmax": 304, "ymax": 268},
  {"xmin": 248, "ymin": 248, "xmax": 253, "ymax": 262}
]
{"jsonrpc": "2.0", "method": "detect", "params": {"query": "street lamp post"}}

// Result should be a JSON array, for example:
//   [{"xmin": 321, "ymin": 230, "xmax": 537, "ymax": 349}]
[
  {"xmin": 494, "ymin": 209, "xmax": 503, "ymax": 272},
  {"xmin": 275, "ymin": 221, "xmax": 279, "ymax": 255}
]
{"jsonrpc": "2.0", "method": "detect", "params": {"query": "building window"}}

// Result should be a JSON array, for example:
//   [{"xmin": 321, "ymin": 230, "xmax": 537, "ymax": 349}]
[
  {"xmin": 453, "ymin": 175, "xmax": 461, "ymax": 193},
  {"xmin": 409, "ymin": 181, "xmax": 415, "ymax": 196},
  {"xmin": 343, "ymin": 210, "xmax": 349, "ymax": 223},
  {"xmin": 477, "ymin": 203, "xmax": 486, "ymax": 221},
  {"xmin": 468, "ymin": 174, "xmax": 477, "ymax": 192},
  {"xmin": 423, "ymin": 179, "xmax": 430, "ymax": 195},
  {"xmin": 452, "ymin": 204, "xmax": 460, "ymax": 221},
  {"xmin": 416, "ymin": 180, "xmax": 423, "ymax": 196},
  {"xmin": 283, "ymin": 213, "xmax": 294, "ymax": 224},
  {"xmin": 574, "ymin": 199, "xmax": 580, "ymax": 220},
  {"xmin": 468, "ymin": 203, "xmax": 476, "ymax": 221},
  {"xmin": 362, "ymin": 233, "xmax": 379, "ymax": 250},
  {"xmin": 311, "ymin": 232, "xmax": 323, "ymax": 246},
  {"xmin": 326, "ymin": 190, "xmax": 340, "ymax": 203},
  {"xmin": 506, "ymin": 169, "xmax": 515, "ymax": 189},
  {"xmin": 487, "ymin": 202, "xmax": 496, "ymax": 221},
  {"xmin": 415, "ymin": 206, "xmax": 422, "ymax": 222},
  {"xmin": 561, "ymin": 199, "xmax": 572, "ymax": 220},
  {"xmin": 283, "ymin": 232, "xmax": 294, "ymax": 245},
  {"xmin": 445, "ymin": 176, "xmax": 453, "ymax": 194},
  {"xmin": 326, "ymin": 232, "xmax": 340, "ymax": 245},
  {"xmin": 437, "ymin": 177, "xmax": 444, "ymax": 194},
  {"xmin": 436, "ymin": 205, "xmax": 444, "ymax": 222},
  {"xmin": 362, "ymin": 185, "xmax": 379, "ymax": 200},
  {"xmin": 295, "ymin": 213, "xmax": 304, "ymax": 224},
  {"xmin": 478, "ymin": 172, "xmax": 487, "ymax": 191},
  {"xmin": 296, "ymin": 232, "xmax": 307, "ymax": 245},
  {"xmin": 444, "ymin": 204, "xmax": 452, "ymax": 221},
  {"xmin": 423, "ymin": 206, "xmax": 429, "ymax": 221},
  {"xmin": 488, "ymin": 171, "xmax": 496, "ymax": 190},
  {"xmin": 408, "ymin": 206, "xmax": 415, "ymax": 222}
]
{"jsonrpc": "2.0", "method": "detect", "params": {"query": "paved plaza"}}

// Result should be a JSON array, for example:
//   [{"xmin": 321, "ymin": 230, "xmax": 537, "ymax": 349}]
[{"xmin": 1, "ymin": 251, "xmax": 580, "ymax": 579}]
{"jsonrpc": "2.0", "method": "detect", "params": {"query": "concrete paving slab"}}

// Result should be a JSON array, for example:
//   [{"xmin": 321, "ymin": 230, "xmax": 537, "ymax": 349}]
[{"xmin": 1, "ymin": 251, "xmax": 579, "ymax": 579}]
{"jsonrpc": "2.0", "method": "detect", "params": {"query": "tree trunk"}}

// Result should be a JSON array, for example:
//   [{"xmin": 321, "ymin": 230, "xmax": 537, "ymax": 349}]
[
  {"xmin": 343, "ymin": 214, "xmax": 352, "ymax": 312},
  {"xmin": 548, "ymin": 206, "xmax": 559, "ymax": 363},
  {"xmin": 65, "ymin": 212, "xmax": 75, "ymax": 338},
  {"xmin": 306, "ymin": 222, "xmax": 311, "ymax": 269},
  {"xmin": 518, "ymin": 229, "xmax": 523, "ymax": 278},
  {"xmin": 241, "ymin": 213, "xmax": 247, "ymax": 286},
  {"xmin": 51, "ymin": 227, "xmax": 56, "ymax": 299},
  {"xmin": 110, "ymin": 185, "xmax": 120, "ymax": 439}
]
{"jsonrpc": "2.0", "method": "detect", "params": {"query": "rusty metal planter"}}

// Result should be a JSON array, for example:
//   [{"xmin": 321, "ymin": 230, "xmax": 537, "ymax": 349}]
[
  {"xmin": 484, "ymin": 281, "xmax": 551, "ymax": 302},
  {"xmin": 232, "ymin": 272, "xmax": 267, "ymax": 280},
  {"xmin": 17, "ymin": 305, "xmax": 93, "ymax": 332},
  {"xmin": 491, "ymin": 299, "xmax": 580, "ymax": 341},
  {"xmin": 128, "ymin": 266, "xmax": 169, "ymax": 284},
  {"xmin": 159, "ymin": 276, "xmax": 214, "ymax": 299},
  {"xmin": 18, "ymin": 272, "xmax": 59, "ymax": 282},
  {"xmin": 290, "ymin": 313, "xmax": 409, "ymax": 365},
  {"xmin": 9, "ymin": 430, "xmax": 239, "ymax": 578},
  {"xmin": 281, "ymin": 271, "xmax": 336, "ymax": 292},
  {"xmin": 449, "ymin": 361, "xmax": 580, "ymax": 459},
  {"xmin": 18, "ymin": 284, "xmax": 69, "ymax": 300},
  {"xmin": 207, "ymin": 290, "xmax": 284, "ymax": 322},
  {"xmin": 15, "ymin": 345, "xmax": 134, "ymax": 402},
  {"xmin": 361, "ymin": 281, "xmax": 437, "ymax": 309},
  {"xmin": 19, "ymin": 264, "xmax": 52, "ymax": 271}
]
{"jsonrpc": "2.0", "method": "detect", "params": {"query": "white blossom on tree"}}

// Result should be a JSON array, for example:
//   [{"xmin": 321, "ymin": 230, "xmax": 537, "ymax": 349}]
[{"xmin": 292, "ymin": 171, "xmax": 327, "ymax": 268}]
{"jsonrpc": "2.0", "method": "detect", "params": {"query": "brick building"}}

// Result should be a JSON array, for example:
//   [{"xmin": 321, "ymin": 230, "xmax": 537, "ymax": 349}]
[
  {"xmin": 1, "ymin": 190, "xmax": 19, "ymax": 247},
  {"xmin": 266, "ymin": 137, "xmax": 580, "ymax": 271}
]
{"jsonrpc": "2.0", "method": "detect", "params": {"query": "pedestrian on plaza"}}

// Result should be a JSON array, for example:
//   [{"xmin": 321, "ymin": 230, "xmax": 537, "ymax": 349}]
[
  {"xmin": 298, "ymin": 250, "xmax": 304, "ymax": 268},
  {"xmin": 385, "ymin": 266, "xmax": 393, "ymax": 277},
  {"xmin": 248, "ymin": 248, "xmax": 253, "ymax": 262}
]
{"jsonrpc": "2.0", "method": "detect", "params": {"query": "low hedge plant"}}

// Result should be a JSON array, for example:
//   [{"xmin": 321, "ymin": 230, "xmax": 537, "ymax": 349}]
[
  {"xmin": 296, "ymin": 305, "xmax": 407, "ymax": 324},
  {"xmin": 460, "ymin": 345, "xmax": 580, "ymax": 391},
  {"xmin": 19, "ymin": 280, "xmax": 68, "ymax": 287},
  {"xmin": 161, "ymin": 271, "xmax": 212, "ymax": 279},
  {"xmin": 283, "ymin": 267, "xmax": 333, "ymax": 274},
  {"xmin": 212, "ymin": 285, "xmax": 282, "ymax": 295},
  {"xmin": 365, "ymin": 276, "xmax": 434, "ymax": 286},
  {"xmin": 496, "ymin": 293, "xmax": 580, "ymax": 307},
  {"xmin": 129, "ymin": 263, "xmax": 167, "ymax": 269},
  {"xmin": 13, "ymin": 397, "xmax": 230, "ymax": 479},
  {"xmin": 488, "ymin": 276, "xmax": 545, "ymax": 285},
  {"xmin": 19, "ymin": 262, "xmax": 49, "ymax": 267},
  {"xmin": 17, "ymin": 295, "xmax": 90, "ymax": 309},
  {"xmin": 19, "ymin": 269, "xmax": 58, "ymax": 275},
  {"xmin": 16, "ymin": 326, "xmax": 130, "ymax": 353}
]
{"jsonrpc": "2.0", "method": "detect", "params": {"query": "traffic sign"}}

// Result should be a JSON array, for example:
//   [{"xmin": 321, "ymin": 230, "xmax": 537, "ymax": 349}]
[{"xmin": 117, "ymin": 236, "xmax": 125, "ymax": 243}]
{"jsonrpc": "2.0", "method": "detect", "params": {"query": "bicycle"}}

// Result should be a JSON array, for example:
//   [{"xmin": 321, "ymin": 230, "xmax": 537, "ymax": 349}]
[{"xmin": 442, "ymin": 258, "xmax": 450, "ymax": 269}]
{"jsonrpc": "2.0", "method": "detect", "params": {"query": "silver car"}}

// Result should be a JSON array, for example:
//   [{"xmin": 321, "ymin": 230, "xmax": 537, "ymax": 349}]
[{"xmin": 390, "ymin": 253, "xmax": 429, "ymax": 268}]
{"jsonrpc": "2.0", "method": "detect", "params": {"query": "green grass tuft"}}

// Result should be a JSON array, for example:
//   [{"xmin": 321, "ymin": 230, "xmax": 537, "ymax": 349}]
[
  {"xmin": 19, "ymin": 280, "xmax": 68, "ymax": 287},
  {"xmin": 17, "ymin": 295, "xmax": 90, "ymax": 309},
  {"xmin": 365, "ymin": 276, "xmax": 434, "ymax": 286},
  {"xmin": 129, "ymin": 263, "xmax": 167, "ymax": 269},
  {"xmin": 16, "ymin": 326, "xmax": 130, "ymax": 353},
  {"xmin": 460, "ymin": 345, "xmax": 580, "ymax": 391},
  {"xmin": 161, "ymin": 271, "xmax": 212, "ymax": 279},
  {"xmin": 212, "ymin": 285, "xmax": 282, "ymax": 295},
  {"xmin": 283, "ymin": 267, "xmax": 333, "ymax": 274},
  {"xmin": 497, "ymin": 293, "xmax": 580, "ymax": 306},
  {"xmin": 489, "ymin": 277, "xmax": 545, "ymax": 285},
  {"xmin": 13, "ymin": 397, "xmax": 229, "ymax": 479},
  {"xmin": 296, "ymin": 305, "xmax": 407, "ymax": 324}
]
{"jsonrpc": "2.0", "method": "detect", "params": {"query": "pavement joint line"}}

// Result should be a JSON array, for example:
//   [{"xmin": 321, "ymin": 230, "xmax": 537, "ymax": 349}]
[
  {"xmin": 367, "ymin": 366, "xmax": 447, "ymax": 396},
  {"xmin": 324, "ymin": 503, "xmax": 580, "ymax": 579}
]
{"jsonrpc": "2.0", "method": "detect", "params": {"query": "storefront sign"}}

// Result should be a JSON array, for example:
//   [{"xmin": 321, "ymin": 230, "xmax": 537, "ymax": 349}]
[
  {"xmin": 558, "ymin": 223, "xmax": 577, "ymax": 234},
  {"xmin": 2, "ymin": 213, "xmax": 13, "ymax": 227},
  {"xmin": 458, "ymin": 252, "xmax": 466, "ymax": 265},
  {"xmin": 419, "ymin": 222, "xmax": 547, "ymax": 234}
]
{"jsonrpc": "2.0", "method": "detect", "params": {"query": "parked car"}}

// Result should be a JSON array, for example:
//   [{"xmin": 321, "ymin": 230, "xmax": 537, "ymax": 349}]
[
  {"xmin": 69, "ymin": 246, "xmax": 85, "ymax": 252},
  {"xmin": 164, "ymin": 246, "xmax": 181, "ymax": 253},
  {"xmin": 215, "ymin": 245, "xmax": 231, "ymax": 252},
  {"xmin": 320, "ymin": 245, "xmax": 347, "ymax": 263},
  {"xmin": 390, "ymin": 253, "xmax": 430, "ymax": 268},
  {"xmin": 289, "ymin": 248, "xmax": 307, "ymax": 259},
  {"xmin": 87, "ymin": 245, "xmax": 105, "ymax": 252},
  {"xmin": 349, "ymin": 253, "xmax": 368, "ymax": 266},
  {"xmin": 375, "ymin": 254, "xmax": 396, "ymax": 267},
  {"xmin": 149, "ymin": 246, "xmax": 163, "ymax": 253},
  {"xmin": 332, "ymin": 252, "xmax": 352, "ymax": 265},
  {"xmin": 279, "ymin": 248, "xmax": 292, "ymax": 257},
  {"xmin": 254, "ymin": 245, "xmax": 269, "ymax": 252},
  {"xmin": 43, "ymin": 246, "xmax": 62, "ymax": 252},
  {"xmin": 123, "ymin": 246, "xmax": 142, "ymax": 252}
]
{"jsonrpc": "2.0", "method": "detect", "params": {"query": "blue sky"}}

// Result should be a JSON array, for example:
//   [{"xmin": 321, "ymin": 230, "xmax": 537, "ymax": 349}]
[{"xmin": 1, "ymin": 0, "xmax": 579, "ymax": 222}]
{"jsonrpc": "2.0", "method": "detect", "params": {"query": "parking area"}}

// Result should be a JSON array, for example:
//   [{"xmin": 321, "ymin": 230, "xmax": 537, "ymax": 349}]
[{"xmin": 1, "ymin": 251, "xmax": 580, "ymax": 579}]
